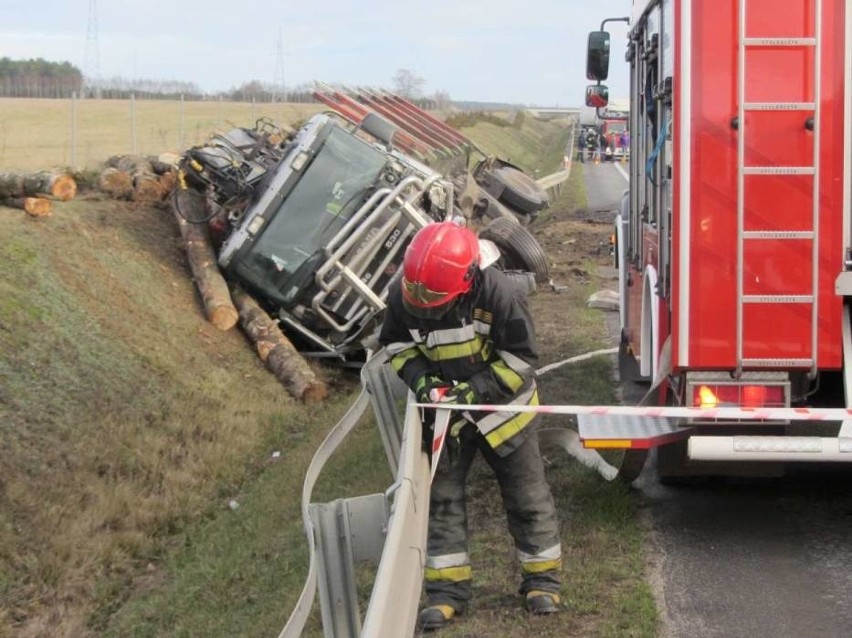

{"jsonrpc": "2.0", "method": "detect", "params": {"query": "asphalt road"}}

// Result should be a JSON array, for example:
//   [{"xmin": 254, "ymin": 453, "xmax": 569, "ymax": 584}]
[{"xmin": 584, "ymin": 160, "xmax": 852, "ymax": 638}]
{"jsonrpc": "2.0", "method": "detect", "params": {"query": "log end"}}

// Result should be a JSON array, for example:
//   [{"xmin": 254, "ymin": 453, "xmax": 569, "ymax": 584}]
[
  {"xmin": 98, "ymin": 168, "xmax": 134, "ymax": 199},
  {"xmin": 208, "ymin": 305, "xmax": 239, "ymax": 331},
  {"xmin": 300, "ymin": 382, "xmax": 329, "ymax": 404},
  {"xmin": 51, "ymin": 175, "xmax": 78, "ymax": 201},
  {"xmin": 24, "ymin": 197, "xmax": 52, "ymax": 217},
  {"xmin": 133, "ymin": 177, "xmax": 169, "ymax": 203}
]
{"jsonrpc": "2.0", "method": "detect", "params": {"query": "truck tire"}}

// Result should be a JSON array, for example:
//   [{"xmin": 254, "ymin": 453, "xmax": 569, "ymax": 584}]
[
  {"xmin": 491, "ymin": 166, "xmax": 549, "ymax": 215},
  {"xmin": 479, "ymin": 217, "xmax": 549, "ymax": 283}
]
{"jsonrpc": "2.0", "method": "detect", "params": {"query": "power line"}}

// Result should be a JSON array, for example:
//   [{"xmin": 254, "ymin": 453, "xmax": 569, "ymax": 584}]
[
  {"xmin": 83, "ymin": 0, "xmax": 100, "ymax": 95},
  {"xmin": 272, "ymin": 26, "xmax": 290, "ymax": 102}
]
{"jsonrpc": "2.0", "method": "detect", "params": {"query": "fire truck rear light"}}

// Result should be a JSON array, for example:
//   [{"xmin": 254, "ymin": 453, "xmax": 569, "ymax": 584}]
[
  {"xmin": 696, "ymin": 385, "xmax": 719, "ymax": 408},
  {"xmin": 691, "ymin": 384, "xmax": 786, "ymax": 409}
]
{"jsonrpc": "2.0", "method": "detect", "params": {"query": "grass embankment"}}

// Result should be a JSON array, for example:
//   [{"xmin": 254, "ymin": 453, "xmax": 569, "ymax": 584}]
[
  {"xmin": 1, "ymin": 111, "xmax": 654, "ymax": 637},
  {"xmin": 0, "ymin": 98, "xmax": 322, "ymax": 172}
]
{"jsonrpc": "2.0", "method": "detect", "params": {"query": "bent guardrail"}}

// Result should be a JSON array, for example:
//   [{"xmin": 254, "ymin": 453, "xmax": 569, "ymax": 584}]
[{"xmin": 278, "ymin": 350, "xmax": 430, "ymax": 638}]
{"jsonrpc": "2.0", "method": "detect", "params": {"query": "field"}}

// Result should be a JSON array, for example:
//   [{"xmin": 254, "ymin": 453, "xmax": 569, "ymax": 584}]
[
  {"xmin": 0, "ymin": 104, "xmax": 656, "ymax": 637},
  {"xmin": 0, "ymin": 97, "xmax": 322, "ymax": 172}
]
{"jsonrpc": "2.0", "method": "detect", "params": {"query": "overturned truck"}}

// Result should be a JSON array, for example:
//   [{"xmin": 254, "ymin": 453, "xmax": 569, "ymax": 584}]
[{"xmin": 175, "ymin": 89, "xmax": 550, "ymax": 363}]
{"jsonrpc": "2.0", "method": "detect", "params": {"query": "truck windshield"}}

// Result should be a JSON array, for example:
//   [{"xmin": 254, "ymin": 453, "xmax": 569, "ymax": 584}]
[{"xmin": 241, "ymin": 126, "xmax": 388, "ymax": 304}]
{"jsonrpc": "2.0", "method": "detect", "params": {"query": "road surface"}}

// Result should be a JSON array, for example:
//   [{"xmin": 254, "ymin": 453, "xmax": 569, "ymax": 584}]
[{"xmin": 583, "ymin": 160, "xmax": 852, "ymax": 638}]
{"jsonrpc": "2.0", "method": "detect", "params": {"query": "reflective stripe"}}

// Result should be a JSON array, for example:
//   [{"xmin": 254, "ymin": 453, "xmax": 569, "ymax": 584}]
[
  {"xmin": 473, "ymin": 319, "xmax": 492, "ymax": 335},
  {"xmin": 386, "ymin": 340, "xmax": 417, "ymax": 356},
  {"xmin": 496, "ymin": 349, "xmax": 534, "ymax": 376},
  {"xmin": 424, "ymin": 565, "xmax": 472, "ymax": 583},
  {"xmin": 484, "ymin": 407, "xmax": 537, "ymax": 449},
  {"xmin": 477, "ymin": 386, "xmax": 538, "ymax": 435},
  {"xmin": 491, "ymin": 360, "xmax": 525, "ymax": 393},
  {"xmin": 390, "ymin": 346, "xmax": 422, "ymax": 372},
  {"xmin": 517, "ymin": 543, "xmax": 562, "ymax": 563},
  {"xmin": 520, "ymin": 558, "xmax": 563, "ymax": 574},
  {"xmin": 426, "ymin": 551, "xmax": 470, "ymax": 569},
  {"xmin": 425, "ymin": 323, "xmax": 476, "ymax": 348},
  {"xmin": 423, "ymin": 337, "xmax": 484, "ymax": 361}
]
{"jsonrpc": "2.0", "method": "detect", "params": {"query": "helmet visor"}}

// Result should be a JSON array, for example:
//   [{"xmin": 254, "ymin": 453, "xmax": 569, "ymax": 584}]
[{"xmin": 402, "ymin": 294, "xmax": 458, "ymax": 320}]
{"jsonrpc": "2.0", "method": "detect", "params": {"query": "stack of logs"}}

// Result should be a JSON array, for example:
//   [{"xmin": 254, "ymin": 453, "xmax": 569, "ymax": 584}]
[
  {"xmin": 0, "ymin": 170, "xmax": 78, "ymax": 217},
  {"xmin": 98, "ymin": 154, "xmax": 176, "ymax": 203},
  {"xmin": 171, "ymin": 188, "xmax": 328, "ymax": 403}
]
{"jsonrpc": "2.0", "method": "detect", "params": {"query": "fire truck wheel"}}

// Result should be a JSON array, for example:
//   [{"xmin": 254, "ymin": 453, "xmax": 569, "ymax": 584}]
[
  {"xmin": 478, "ymin": 217, "xmax": 549, "ymax": 283},
  {"xmin": 490, "ymin": 166, "xmax": 549, "ymax": 215}
]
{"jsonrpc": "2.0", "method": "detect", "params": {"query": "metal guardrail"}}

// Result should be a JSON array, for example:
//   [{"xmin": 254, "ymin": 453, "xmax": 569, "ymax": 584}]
[
  {"xmin": 537, "ymin": 169, "xmax": 571, "ymax": 191},
  {"xmin": 536, "ymin": 117, "xmax": 577, "ymax": 195},
  {"xmin": 278, "ymin": 350, "xmax": 430, "ymax": 638}
]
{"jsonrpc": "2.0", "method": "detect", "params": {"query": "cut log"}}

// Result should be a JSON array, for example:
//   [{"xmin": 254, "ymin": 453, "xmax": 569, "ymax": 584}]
[
  {"xmin": 230, "ymin": 285, "xmax": 328, "ymax": 403},
  {"xmin": 98, "ymin": 168, "xmax": 134, "ymax": 199},
  {"xmin": 105, "ymin": 155, "xmax": 169, "ymax": 202},
  {"xmin": 149, "ymin": 153, "xmax": 180, "ymax": 175},
  {"xmin": 1, "ymin": 197, "xmax": 52, "ymax": 217},
  {"xmin": 0, "ymin": 170, "xmax": 77, "ymax": 201},
  {"xmin": 171, "ymin": 189, "xmax": 238, "ymax": 331}
]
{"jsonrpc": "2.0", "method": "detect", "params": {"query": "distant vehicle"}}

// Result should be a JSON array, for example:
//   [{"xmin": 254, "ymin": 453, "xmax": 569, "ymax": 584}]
[
  {"xmin": 600, "ymin": 117, "xmax": 629, "ymax": 161},
  {"xmin": 175, "ymin": 95, "xmax": 550, "ymax": 363},
  {"xmin": 585, "ymin": 0, "xmax": 852, "ymax": 479}
]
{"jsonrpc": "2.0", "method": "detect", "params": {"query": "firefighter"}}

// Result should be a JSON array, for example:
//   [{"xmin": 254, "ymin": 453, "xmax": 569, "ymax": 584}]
[{"xmin": 378, "ymin": 222, "xmax": 562, "ymax": 631}]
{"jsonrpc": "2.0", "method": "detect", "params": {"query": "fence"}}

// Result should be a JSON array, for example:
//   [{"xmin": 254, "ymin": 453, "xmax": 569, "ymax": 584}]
[{"xmin": 0, "ymin": 95, "xmax": 323, "ymax": 172}]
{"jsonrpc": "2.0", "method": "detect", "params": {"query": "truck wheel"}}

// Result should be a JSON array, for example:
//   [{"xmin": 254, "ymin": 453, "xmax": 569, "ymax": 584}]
[
  {"xmin": 491, "ymin": 166, "xmax": 549, "ymax": 215},
  {"xmin": 478, "ymin": 217, "xmax": 549, "ymax": 283}
]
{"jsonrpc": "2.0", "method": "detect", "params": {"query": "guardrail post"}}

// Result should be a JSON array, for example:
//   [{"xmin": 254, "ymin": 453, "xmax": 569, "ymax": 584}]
[{"xmin": 311, "ymin": 494, "xmax": 388, "ymax": 638}]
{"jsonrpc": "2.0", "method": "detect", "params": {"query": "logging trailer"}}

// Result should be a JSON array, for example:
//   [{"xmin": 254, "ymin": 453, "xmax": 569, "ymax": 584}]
[
  {"xmin": 584, "ymin": 0, "xmax": 852, "ymax": 479},
  {"xmin": 174, "ymin": 90, "xmax": 550, "ymax": 363}
]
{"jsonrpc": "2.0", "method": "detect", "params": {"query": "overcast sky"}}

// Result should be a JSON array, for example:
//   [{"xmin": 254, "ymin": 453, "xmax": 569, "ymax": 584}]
[{"xmin": 1, "ymin": 0, "xmax": 631, "ymax": 105}]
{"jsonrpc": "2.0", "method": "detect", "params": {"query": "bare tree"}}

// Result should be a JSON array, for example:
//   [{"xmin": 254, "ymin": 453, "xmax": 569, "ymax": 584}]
[
  {"xmin": 391, "ymin": 68, "xmax": 425, "ymax": 99},
  {"xmin": 431, "ymin": 90, "xmax": 452, "ymax": 110}
]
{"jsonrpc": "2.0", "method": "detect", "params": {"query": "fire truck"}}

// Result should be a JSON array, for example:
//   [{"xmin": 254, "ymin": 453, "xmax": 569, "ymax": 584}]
[{"xmin": 584, "ymin": 0, "xmax": 852, "ymax": 480}]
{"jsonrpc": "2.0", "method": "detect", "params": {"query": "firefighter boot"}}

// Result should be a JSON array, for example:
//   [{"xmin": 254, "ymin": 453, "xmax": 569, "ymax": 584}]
[
  {"xmin": 525, "ymin": 590, "xmax": 561, "ymax": 615},
  {"xmin": 417, "ymin": 604, "xmax": 457, "ymax": 631}
]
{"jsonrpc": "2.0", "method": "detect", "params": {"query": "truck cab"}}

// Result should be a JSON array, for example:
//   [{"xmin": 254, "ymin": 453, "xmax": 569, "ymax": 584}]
[{"xmin": 177, "ymin": 107, "xmax": 550, "ymax": 362}]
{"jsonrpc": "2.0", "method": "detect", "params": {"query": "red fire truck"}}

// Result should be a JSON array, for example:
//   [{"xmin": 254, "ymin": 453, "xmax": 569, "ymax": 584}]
[{"xmin": 584, "ymin": 0, "xmax": 852, "ymax": 479}]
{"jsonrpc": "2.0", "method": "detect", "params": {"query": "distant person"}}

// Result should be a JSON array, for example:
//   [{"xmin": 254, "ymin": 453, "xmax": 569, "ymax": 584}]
[
  {"xmin": 378, "ymin": 222, "xmax": 563, "ymax": 632},
  {"xmin": 592, "ymin": 129, "xmax": 605, "ymax": 163}
]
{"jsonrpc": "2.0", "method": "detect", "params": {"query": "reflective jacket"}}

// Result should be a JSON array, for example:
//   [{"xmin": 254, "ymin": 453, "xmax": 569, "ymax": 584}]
[{"xmin": 378, "ymin": 267, "xmax": 539, "ymax": 457}]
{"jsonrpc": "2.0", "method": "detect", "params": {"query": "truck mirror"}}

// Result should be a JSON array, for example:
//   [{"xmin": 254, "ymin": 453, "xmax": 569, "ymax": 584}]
[
  {"xmin": 586, "ymin": 31, "xmax": 611, "ymax": 81},
  {"xmin": 585, "ymin": 85, "xmax": 610, "ymax": 109}
]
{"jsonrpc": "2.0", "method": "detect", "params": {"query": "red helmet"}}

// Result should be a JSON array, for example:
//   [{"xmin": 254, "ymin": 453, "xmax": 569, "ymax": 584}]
[{"xmin": 401, "ymin": 222, "xmax": 480, "ymax": 319}]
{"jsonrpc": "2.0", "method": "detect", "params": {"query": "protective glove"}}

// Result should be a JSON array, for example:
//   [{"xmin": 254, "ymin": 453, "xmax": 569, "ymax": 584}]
[
  {"xmin": 414, "ymin": 374, "xmax": 451, "ymax": 404},
  {"xmin": 439, "ymin": 381, "xmax": 479, "ymax": 405}
]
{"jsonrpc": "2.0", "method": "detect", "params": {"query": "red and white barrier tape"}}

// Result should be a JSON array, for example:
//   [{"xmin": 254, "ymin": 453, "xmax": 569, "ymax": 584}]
[{"xmin": 414, "ymin": 403, "xmax": 852, "ymax": 422}]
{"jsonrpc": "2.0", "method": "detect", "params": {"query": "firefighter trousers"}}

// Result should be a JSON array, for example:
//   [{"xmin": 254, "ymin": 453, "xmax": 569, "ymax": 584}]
[{"xmin": 424, "ymin": 420, "xmax": 562, "ymax": 611}]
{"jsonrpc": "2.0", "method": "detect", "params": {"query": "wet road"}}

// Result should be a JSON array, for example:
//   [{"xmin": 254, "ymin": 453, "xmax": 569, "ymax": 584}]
[{"xmin": 584, "ymin": 160, "xmax": 852, "ymax": 638}]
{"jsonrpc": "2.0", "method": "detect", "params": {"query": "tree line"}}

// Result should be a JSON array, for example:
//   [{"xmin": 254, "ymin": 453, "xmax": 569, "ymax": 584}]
[
  {"xmin": 0, "ymin": 59, "xmax": 452, "ymax": 109},
  {"xmin": 0, "ymin": 58, "xmax": 83, "ymax": 98}
]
